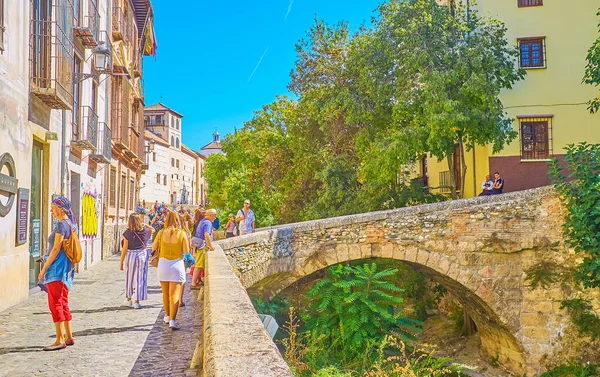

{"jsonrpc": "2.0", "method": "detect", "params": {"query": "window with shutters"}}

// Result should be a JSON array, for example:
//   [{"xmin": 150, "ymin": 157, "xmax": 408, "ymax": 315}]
[
  {"xmin": 163, "ymin": 175, "xmax": 167, "ymax": 185},
  {"xmin": 519, "ymin": 117, "xmax": 552, "ymax": 160},
  {"xmin": 120, "ymin": 174, "xmax": 126, "ymax": 209},
  {"xmin": 519, "ymin": 38, "xmax": 546, "ymax": 69},
  {"xmin": 129, "ymin": 179, "xmax": 134, "ymax": 210},
  {"xmin": 156, "ymin": 173, "xmax": 160, "ymax": 184},
  {"xmin": 109, "ymin": 167, "xmax": 116, "ymax": 207},
  {"xmin": 518, "ymin": 0, "xmax": 542, "ymax": 7}
]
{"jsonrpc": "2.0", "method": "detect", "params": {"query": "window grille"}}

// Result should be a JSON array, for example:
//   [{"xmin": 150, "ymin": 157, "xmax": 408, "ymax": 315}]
[
  {"xmin": 519, "ymin": 38, "xmax": 546, "ymax": 69},
  {"xmin": 518, "ymin": 0, "xmax": 542, "ymax": 7},
  {"xmin": 129, "ymin": 179, "xmax": 134, "ymax": 210},
  {"xmin": 519, "ymin": 116, "xmax": 553, "ymax": 160},
  {"xmin": 439, "ymin": 171, "xmax": 452, "ymax": 194},
  {"xmin": 120, "ymin": 174, "xmax": 126, "ymax": 209},
  {"xmin": 109, "ymin": 167, "xmax": 116, "ymax": 207}
]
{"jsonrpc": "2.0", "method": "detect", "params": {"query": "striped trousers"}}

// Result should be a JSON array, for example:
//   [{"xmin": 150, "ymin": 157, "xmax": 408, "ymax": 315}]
[{"xmin": 125, "ymin": 248, "xmax": 149, "ymax": 301}]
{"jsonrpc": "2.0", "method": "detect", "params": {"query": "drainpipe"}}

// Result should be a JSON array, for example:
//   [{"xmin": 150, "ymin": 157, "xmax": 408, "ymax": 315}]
[
  {"xmin": 472, "ymin": 148, "xmax": 477, "ymax": 198},
  {"xmin": 61, "ymin": 110, "xmax": 67, "ymax": 196},
  {"xmin": 101, "ymin": 0, "xmax": 112, "ymax": 259}
]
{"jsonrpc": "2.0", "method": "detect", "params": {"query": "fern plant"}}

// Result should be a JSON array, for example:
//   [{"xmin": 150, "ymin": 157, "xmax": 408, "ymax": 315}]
[{"xmin": 303, "ymin": 263, "xmax": 423, "ymax": 365}]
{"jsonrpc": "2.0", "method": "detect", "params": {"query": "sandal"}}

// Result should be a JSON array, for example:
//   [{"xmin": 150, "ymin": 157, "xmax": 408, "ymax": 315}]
[{"xmin": 66, "ymin": 338, "xmax": 75, "ymax": 346}]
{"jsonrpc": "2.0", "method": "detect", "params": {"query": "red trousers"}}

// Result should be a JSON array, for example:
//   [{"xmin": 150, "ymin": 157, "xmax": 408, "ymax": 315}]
[{"xmin": 46, "ymin": 281, "xmax": 72, "ymax": 323}]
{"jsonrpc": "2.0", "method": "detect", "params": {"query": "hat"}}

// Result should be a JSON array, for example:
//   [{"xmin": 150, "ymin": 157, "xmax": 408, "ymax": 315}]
[{"xmin": 206, "ymin": 208, "xmax": 217, "ymax": 215}]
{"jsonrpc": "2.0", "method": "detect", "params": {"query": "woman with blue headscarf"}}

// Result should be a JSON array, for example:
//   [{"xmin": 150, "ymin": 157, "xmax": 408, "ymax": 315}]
[{"xmin": 38, "ymin": 196, "xmax": 77, "ymax": 351}]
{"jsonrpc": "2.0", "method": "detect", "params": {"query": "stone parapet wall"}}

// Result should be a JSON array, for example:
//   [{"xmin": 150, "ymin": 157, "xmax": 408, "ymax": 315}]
[
  {"xmin": 215, "ymin": 186, "xmax": 600, "ymax": 375},
  {"xmin": 202, "ymin": 246, "xmax": 292, "ymax": 377},
  {"xmin": 102, "ymin": 224, "xmax": 127, "ymax": 259}
]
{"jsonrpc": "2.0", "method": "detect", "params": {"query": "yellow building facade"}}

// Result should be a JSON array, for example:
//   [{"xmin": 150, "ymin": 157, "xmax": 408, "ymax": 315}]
[{"xmin": 425, "ymin": 0, "xmax": 600, "ymax": 198}]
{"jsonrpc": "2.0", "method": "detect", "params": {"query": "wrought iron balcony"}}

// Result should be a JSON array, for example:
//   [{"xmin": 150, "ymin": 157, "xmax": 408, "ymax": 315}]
[
  {"xmin": 145, "ymin": 118, "xmax": 166, "ymax": 127},
  {"xmin": 125, "ymin": 130, "xmax": 140, "ymax": 160},
  {"xmin": 132, "ymin": 48, "xmax": 142, "ymax": 78},
  {"xmin": 73, "ymin": 0, "xmax": 99, "ymax": 48},
  {"xmin": 90, "ymin": 122, "xmax": 112, "ymax": 164},
  {"xmin": 72, "ymin": 106, "xmax": 98, "ymax": 151},
  {"xmin": 30, "ymin": 17, "xmax": 74, "ymax": 110},
  {"xmin": 112, "ymin": 6, "xmax": 126, "ymax": 42}
]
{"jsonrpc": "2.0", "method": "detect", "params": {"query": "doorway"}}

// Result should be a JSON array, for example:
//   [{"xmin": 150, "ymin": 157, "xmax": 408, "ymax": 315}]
[{"xmin": 29, "ymin": 141, "xmax": 44, "ymax": 289}]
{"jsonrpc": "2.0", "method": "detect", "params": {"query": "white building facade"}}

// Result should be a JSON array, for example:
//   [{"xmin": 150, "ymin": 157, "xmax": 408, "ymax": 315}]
[
  {"xmin": 139, "ymin": 131, "xmax": 170, "ymax": 205},
  {"xmin": 141, "ymin": 103, "xmax": 205, "ymax": 206}
]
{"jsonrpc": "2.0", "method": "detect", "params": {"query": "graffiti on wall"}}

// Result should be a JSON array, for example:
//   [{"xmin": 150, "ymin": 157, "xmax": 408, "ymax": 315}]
[{"xmin": 82, "ymin": 191, "xmax": 98, "ymax": 239}]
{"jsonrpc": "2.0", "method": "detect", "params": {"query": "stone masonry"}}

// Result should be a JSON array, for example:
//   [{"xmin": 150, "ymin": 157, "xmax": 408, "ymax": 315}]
[{"xmin": 215, "ymin": 186, "xmax": 600, "ymax": 376}]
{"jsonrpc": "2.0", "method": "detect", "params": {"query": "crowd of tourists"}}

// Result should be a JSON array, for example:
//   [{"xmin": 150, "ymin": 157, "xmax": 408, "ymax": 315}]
[{"xmin": 36, "ymin": 197, "xmax": 257, "ymax": 350}]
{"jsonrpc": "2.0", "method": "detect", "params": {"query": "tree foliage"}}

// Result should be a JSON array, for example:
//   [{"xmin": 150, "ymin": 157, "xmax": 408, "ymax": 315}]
[
  {"xmin": 206, "ymin": 0, "xmax": 522, "ymax": 223},
  {"xmin": 549, "ymin": 143, "xmax": 600, "ymax": 288},
  {"xmin": 584, "ymin": 9, "xmax": 600, "ymax": 113}
]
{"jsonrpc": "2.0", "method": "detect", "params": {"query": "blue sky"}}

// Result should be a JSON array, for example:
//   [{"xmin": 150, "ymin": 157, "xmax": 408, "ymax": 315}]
[{"xmin": 143, "ymin": 0, "xmax": 382, "ymax": 151}]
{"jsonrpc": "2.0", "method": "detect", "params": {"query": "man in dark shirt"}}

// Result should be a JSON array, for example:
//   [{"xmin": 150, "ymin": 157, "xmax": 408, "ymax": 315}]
[{"xmin": 492, "ymin": 172, "xmax": 504, "ymax": 194}]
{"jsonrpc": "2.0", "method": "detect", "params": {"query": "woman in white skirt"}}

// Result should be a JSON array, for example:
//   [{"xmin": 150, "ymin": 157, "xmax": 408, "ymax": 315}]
[{"xmin": 152, "ymin": 211, "xmax": 190, "ymax": 329}]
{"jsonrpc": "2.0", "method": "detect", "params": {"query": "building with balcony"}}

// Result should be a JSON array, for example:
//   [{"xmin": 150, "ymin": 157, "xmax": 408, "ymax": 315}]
[
  {"xmin": 140, "ymin": 103, "xmax": 206, "ymax": 206},
  {"xmin": 103, "ymin": 0, "xmax": 156, "ymax": 257},
  {"xmin": 421, "ymin": 0, "xmax": 600, "ymax": 198},
  {"xmin": 0, "ymin": 0, "xmax": 157, "ymax": 311},
  {"xmin": 139, "ymin": 130, "xmax": 170, "ymax": 204}
]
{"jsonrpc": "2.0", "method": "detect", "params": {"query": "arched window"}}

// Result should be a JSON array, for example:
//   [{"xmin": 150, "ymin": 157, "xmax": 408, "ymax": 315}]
[
  {"xmin": 176, "ymin": 119, "xmax": 180, "ymax": 130},
  {"xmin": 176, "ymin": 138, "xmax": 180, "ymax": 148},
  {"xmin": 171, "ymin": 136, "xmax": 174, "ymax": 146}
]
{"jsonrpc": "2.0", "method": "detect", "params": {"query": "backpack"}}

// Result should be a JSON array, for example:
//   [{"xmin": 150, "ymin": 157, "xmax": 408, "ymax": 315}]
[
  {"xmin": 62, "ymin": 222, "xmax": 82, "ymax": 265},
  {"xmin": 213, "ymin": 217, "xmax": 220, "ymax": 230}
]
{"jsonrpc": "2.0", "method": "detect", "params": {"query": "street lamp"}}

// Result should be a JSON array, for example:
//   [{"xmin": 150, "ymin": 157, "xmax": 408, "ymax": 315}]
[
  {"xmin": 73, "ymin": 42, "xmax": 112, "ymax": 82},
  {"xmin": 93, "ymin": 43, "xmax": 111, "ymax": 72}
]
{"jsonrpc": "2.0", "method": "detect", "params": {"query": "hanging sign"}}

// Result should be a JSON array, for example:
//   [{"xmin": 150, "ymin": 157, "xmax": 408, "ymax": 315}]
[
  {"xmin": 0, "ymin": 153, "xmax": 17, "ymax": 217},
  {"xmin": 16, "ymin": 188, "xmax": 30, "ymax": 245}
]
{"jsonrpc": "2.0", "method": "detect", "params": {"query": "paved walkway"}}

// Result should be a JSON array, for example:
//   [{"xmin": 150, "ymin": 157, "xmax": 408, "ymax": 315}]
[{"xmin": 0, "ymin": 257, "xmax": 203, "ymax": 377}]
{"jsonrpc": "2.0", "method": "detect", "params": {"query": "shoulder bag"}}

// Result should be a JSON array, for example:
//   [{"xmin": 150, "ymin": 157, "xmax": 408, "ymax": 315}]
[{"xmin": 149, "ymin": 231, "xmax": 162, "ymax": 268}]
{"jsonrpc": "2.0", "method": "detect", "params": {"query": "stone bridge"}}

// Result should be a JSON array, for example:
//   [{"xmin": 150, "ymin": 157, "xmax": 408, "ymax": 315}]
[{"xmin": 201, "ymin": 187, "xmax": 597, "ymax": 377}]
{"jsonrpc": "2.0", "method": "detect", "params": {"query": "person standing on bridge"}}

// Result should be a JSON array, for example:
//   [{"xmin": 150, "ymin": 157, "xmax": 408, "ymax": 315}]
[
  {"xmin": 38, "ymin": 196, "xmax": 77, "ymax": 351},
  {"xmin": 190, "ymin": 209, "xmax": 216, "ymax": 289},
  {"xmin": 152, "ymin": 211, "xmax": 190, "ymax": 330},
  {"xmin": 236, "ymin": 200, "xmax": 255, "ymax": 235},
  {"xmin": 120, "ymin": 213, "xmax": 154, "ymax": 309}
]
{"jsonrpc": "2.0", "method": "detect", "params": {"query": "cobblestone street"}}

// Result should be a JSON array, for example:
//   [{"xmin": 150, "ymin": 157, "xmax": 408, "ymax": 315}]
[{"xmin": 0, "ymin": 257, "xmax": 202, "ymax": 377}]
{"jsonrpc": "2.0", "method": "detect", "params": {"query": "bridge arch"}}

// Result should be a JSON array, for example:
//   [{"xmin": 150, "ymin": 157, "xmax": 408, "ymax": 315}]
[
  {"xmin": 246, "ymin": 249, "xmax": 526, "ymax": 374},
  {"xmin": 216, "ymin": 187, "xmax": 574, "ymax": 376}
]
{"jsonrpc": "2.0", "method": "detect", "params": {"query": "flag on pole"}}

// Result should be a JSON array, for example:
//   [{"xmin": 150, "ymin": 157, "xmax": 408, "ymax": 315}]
[{"xmin": 144, "ymin": 17, "xmax": 157, "ymax": 57}]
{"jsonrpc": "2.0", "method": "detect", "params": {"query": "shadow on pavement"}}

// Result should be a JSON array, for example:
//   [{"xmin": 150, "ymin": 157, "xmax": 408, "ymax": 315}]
[
  {"xmin": 129, "ymin": 279, "xmax": 203, "ymax": 377},
  {"xmin": 0, "ymin": 346, "xmax": 45, "ymax": 355},
  {"xmin": 71, "ymin": 323, "xmax": 155, "ymax": 337}
]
